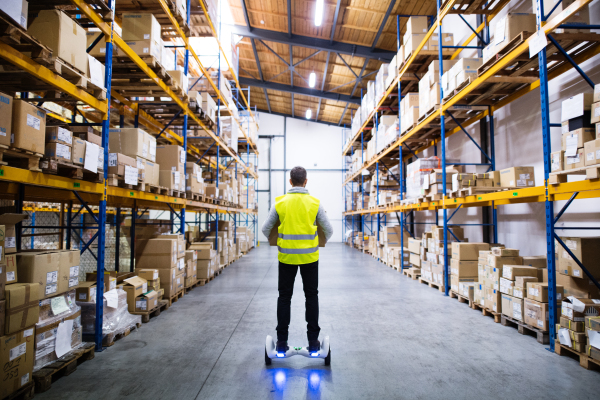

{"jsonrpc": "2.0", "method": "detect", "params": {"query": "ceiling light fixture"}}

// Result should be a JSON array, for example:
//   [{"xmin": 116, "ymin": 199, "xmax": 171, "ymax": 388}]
[
  {"xmin": 306, "ymin": 109, "xmax": 312, "ymax": 119},
  {"xmin": 315, "ymin": 0, "xmax": 324, "ymax": 27},
  {"xmin": 309, "ymin": 72, "xmax": 316, "ymax": 88}
]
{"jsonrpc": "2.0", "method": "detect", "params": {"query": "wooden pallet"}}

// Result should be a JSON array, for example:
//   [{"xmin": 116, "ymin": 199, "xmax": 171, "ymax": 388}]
[
  {"xmin": 478, "ymin": 32, "xmax": 534, "ymax": 76},
  {"xmin": 418, "ymin": 105, "xmax": 440, "ymax": 123},
  {"xmin": 186, "ymin": 192, "xmax": 203, "ymax": 201},
  {"xmin": 32, "ymin": 343, "xmax": 95, "ymax": 393},
  {"xmin": 403, "ymin": 267, "xmax": 421, "ymax": 280},
  {"xmin": 448, "ymin": 187, "xmax": 500, "ymax": 198},
  {"xmin": 549, "ymin": 164, "xmax": 600, "ymax": 184},
  {"xmin": 481, "ymin": 306, "xmax": 502, "ymax": 323},
  {"xmin": 0, "ymin": 145, "xmax": 42, "ymax": 171},
  {"xmin": 449, "ymin": 290, "xmax": 474, "ymax": 307},
  {"xmin": 554, "ymin": 340, "xmax": 600, "ymax": 371},
  {"xmin": 167, "ymin": 290, "xmax": 185, "ymax": 307},
  {"xmin": 40, "ymin": 158, "xmax": 104, "ymax": 183},
  {"xmin": 103, "ymin": 322, "xmax": 142, "ymax": 347},
  {"xmin": 0, "ymin": 10, "xmax": 53, "ymax": 66},
  {"xmin": 418, "ymin": 276, "xmax": 445, "ymax": 292},
  {"xmin": 2, "ymin": 381, "xmax": 34, "ymax": 400},
  {"xmin": 47, "ymin": 57, "xmax": 107, "ymax": 100},
  {"xmin": 130, "ymin": 300, "xmax": 169, "ymax": 323},
  {"xmin": 500, "ymin": 315, "xmax": 550, "ymax": 344}
]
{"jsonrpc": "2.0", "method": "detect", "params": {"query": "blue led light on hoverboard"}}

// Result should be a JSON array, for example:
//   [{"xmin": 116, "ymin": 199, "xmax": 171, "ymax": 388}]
[
  {"xmin": 311, "ymin": 352, "xmax": 319, "ymax": 357},
  {"xmin": 277, "ymin": 353, "xmax": 285, "ymax": 358}
]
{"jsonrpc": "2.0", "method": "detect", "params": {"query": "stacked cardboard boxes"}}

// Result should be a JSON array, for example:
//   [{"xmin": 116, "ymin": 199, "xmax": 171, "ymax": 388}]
[
  {"xmin": 109, "ymin": 128, "xmax": 158, "ymax": 185},
  {"xmin": 557, "ymin": 297, "xmax": 600, "ymax": 353},
  {"xmin": 451, "ymin": 243, "xmax": 490, "ymax": 299},
  {"xmin": 156, "ymin": 145, "xmax": 185, "ymax": 192},
  {"xmin": 555, "ymin": 236, "xmax": 600, "ymax": 298}
]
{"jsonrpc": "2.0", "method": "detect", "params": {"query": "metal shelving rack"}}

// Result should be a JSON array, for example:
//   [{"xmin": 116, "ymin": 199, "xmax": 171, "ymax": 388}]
[
  {"xmin": 0, "ymin": 0, "xmax": 259, "ymax": 350},
  {"xmin": 342, "ymin": 0, "xmax": 599, "ymax": 352}
]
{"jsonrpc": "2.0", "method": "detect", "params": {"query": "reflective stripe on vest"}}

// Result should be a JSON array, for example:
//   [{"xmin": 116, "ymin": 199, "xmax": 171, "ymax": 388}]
[
  {"xmin": 277, "ymin": 246, "xmax": 319, "ymax": 254},
  {"xmin": 278, "ymin": 233, "xmax": 318, "ymax": 240}
]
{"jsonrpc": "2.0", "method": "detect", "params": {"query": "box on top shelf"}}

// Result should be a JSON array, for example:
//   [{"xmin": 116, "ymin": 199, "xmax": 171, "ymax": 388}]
[
  {"xmin": 406, "ymin": 16, "xmax": 428, "ymax": 35},
  {"xmin": 493, "ymin": 13, "xmax": 536, "ymax": 53},
  {"xmin": 109, "ymin": 128, "xmax": 156, "ymax": 162},
  {"xmin": 0, "ymin": 0, "xmax": 28, "ymax": 28}
]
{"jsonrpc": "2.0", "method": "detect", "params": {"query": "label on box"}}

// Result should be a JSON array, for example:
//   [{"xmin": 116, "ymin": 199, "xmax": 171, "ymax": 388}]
[
  {"xmin": 10, "ymin": 343, "xmax": 26, "ymax": 361},
  {"xmin": 26, "ymin": 114, "xmax": 41, "ymax": 130},
  {"xmin": 565, "ymin": 135, "xmax": 578, "ymax": 157},
  {"xmin": 124, "ymin": 165, "xmax": 138, "ymax": 185},
  {"xmin": 144, "ymin": 34, "xmax": 150, "ymax": 39},
  {"xmin": 529, "ymin": 30, "xmax": 548, "ymax": 58},
  {"xmin": 494, "ymin": 17, "xmax": 506, "ymax": 45},
  {"xmin": 109, "ymin": 153, "xmax": 117, "ymax": 166},
  {"xmin": 24, "ymin": 328, "xmax": 33, "ymax": 338},
  {"xmin": 573, "ymin": 269, "xmax": 580, "ymax": 277},
  {"xmin": 180, "ymin": 150, "xmax": 185, "ymax": 164},
  {"xmin": 21, "ymin": 373, "xmax": 29, "ymax": 386},
  {"xmin": 142, "ymin": 143, "xmax": 148, "ymax": 158},
  {"xmin": 7, "ymin": 271, "xmax": 15, "ymax": 282},
  {"xmin": 562, "ymin": 93, "xmax": 586, "ymax": 121},
  {"xmin": 136, "ymin": 300, "xmax": 147, "ymax": 310},
  {"xmin": 47, "ymin": 270, "xmax": 58, "ymax": 283},
  {"xmin": 537, "ymin": 319, "xmax": 544, "ymax": 328},
  {"xmin": 57, "ymin": 127, "xmax": 72, "ymax": 144},
  {"xmin": 6, "ymin": 236, "xmax": 15, "ymax": 247},
  {"xmin": 513, "ymin": 303, "xmax": 522, "ymax": 320},
  {"xmin": 70, "ymin": 265, "xmax": 79, "ymax": 278},
  {"xmin": 51, "ymin": 296, "xmax": 70, "ymax": 315},
  {"xmin": 46, "ymin": 284, "xmax": 57, "ymax": 295},
  {"xmin": 79, "ymin": 293, "xmax": 87, "ymax": 300},
  {"xmin": 142, "ymin": 282, "xmax": 148, "ymax": 293},
  {"xmin": 69, "ymin": 278, "xmax": 78, "ymax": 287}
]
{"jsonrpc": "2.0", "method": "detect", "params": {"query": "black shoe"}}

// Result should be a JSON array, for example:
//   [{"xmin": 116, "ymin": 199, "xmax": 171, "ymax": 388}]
[
  {"xmin": 308, "ymin": 340, "xmax": 320, "ymax": 353},
  {"xmin": 276, "ymin": 341, "xmax": 288, "ymax": 353}
]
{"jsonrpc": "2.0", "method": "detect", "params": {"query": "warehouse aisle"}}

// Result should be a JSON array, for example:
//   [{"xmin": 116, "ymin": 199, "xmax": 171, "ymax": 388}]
[{"xmin": 37, "ymin": 244, "xmax": 600, "ymax": 400}]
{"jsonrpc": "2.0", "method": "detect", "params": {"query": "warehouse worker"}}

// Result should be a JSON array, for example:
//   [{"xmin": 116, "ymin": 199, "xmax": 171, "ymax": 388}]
[{"xmin": 261, "ymin": 166, "xmax": 333, "ymax": 355}]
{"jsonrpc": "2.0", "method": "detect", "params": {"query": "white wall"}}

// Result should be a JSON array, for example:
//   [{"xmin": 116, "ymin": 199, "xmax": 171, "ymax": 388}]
[{"xmin": 257, "ymin": 113, "xmax": 345, "ymax": 242}]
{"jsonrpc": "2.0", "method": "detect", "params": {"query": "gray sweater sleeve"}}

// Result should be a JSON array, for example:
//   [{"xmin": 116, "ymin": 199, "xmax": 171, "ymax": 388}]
[
  {"xmin": 261, "ymin": 205, "xmax": 279, "ymax": 238},
  {"xmin": 316, "ymin": 204, "xmax": 334, "ymax": 242}
]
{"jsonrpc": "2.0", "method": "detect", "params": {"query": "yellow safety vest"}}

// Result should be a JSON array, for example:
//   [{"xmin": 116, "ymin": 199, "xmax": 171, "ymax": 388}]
[{"xmin": 275, "ymin": 193, "xmax": 320, "ymax": 264}]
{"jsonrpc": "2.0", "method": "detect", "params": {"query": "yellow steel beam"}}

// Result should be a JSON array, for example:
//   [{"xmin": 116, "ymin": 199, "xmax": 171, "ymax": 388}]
[
  {"xmin": 71, "ymin": 0, "xmax": 257, "ymax": 179},
  {"xmin": 0, "ymin": 166, "xmax": 102, "ymax": 194},
  {"xmin": 0, "ymin": 42, "xmax": 108, "ymax": 115},
  {"xmin": 46, "ymin": 111, "xmax": 72, "ymax": 124},
  {"xmin": 155, "ymin": 0, "xmax": 258, "ymax": 155}
]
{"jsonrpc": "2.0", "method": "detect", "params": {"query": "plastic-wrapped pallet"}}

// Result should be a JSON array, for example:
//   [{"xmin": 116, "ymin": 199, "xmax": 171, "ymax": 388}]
[
  {"xmin": 78, "ymin": 289, "xmax": 142, "ymax": 345},
  {"xmin": 406, "ymin": 157, "xmax": 441, "ymax": 199},
  {"xmin": 34, "ymin": 290, "xmax": 82, "ymax": 371},
  {"xmin": 375, "ymin": 63, "xmax": 389, "ymax": 103}
]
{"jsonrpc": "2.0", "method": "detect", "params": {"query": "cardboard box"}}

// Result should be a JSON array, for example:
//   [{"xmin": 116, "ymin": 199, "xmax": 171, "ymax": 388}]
[
  {"xmin": 160, "ymin": 234, "xmax": 185, "ymax": 258},
  {"xmin": 522, "ymin": 256, "xmax": 546, "ymax": 269},
  {"xmin": 516, "ymin": 276, "xmax": 538, "ymax": 289},
  {"xmin": 404, "ymin": 34, "xmax": 427, "ymax": 60},
  {"xmin": 408, "ymin": 237, "xmax": 421, "ymax": 254},
  {"xmin": 75, "ymin": 281, "xmax": 97, "ymax": 302},
  {"xmin": 137, "ymin": 238, "xmax": 178, "ymax": 269},
  {"xmin": 526, "ymin": 282, "xmax": 564, "ymax": 302},
  {"xmin": 0, "ymin": 214, "xmax": 27, "ymax": 255},
  {"xmin": 134, "ymin": 290, "xmax": 158, "ymax": 312},
  {"xmin": 450, "ymin": 259, "xmax": 478, "ymax": 278},
  {"xmin": 158, "ymin": 267, "xmax": 177, "ymax": 297},
  {"xmin": 122, "ymin": 276, "xmax": 148, "ymax": 312},
  {"xmin": 0, "ymin": 0, "xmax": 28, "ymax": 28},
  {"xmin": 156, "ymin": 145, "xmax": 185, "ymax": 173},
  {"xmin": 458, "ymin": 282, "xmax": 475, "ymax": 300},
  {"xmin": 5, "ymin": 283, "xmax": 41, "ymax": 334},
  {"xmin": 409, "ymin": 253, "xmax": 421, "ymax": 267},
  {"xmin": 71, "ymin": 137, "xmax": 86, "ymax": 165},
  {"xmin": 167, "ymin": 70, "xmax": 189, "ymax": 94},
  {"xmin": 159, "ymin": 170, "xmax": 182, "ymax": 191},
  {"xmin": 555, "ymin": 272, "xmax": 600, "ymax": 299},
  {"xmin": 451, "ymin": 242, "xmax": 489, "ymax": 260},
  {"xmin": 108, "ymin": 153, "xmax": 136, "ymax": 176},
  {"xmin": 85, "ymin": 272, "xmax": 116, "ymax": 293},
  {"xmin": 122, "ymin": 13, "xmax": 162, "ymax": 43},
  {"xmin": 557, "ymin": 237, "xmax": 600, "ymax": 279},
  {"xmin": 136, "ymin": 269, "xmax": 159, "ymax": 281},
  {"xmin": 524, "ymin": 298, "xmax": 556, "ymax": 331},
  {"xmin": 145, "ymin": 160, "xmax": 159, "ymax": 186},
  {"xmin": 406, "ymin": 16, "xmax": 428, "ymax": 35},
  {"xmin": 560, "ymin": 315, "xmax": 584, "ymax": 332},
  {"xmin": 562, "ymin": 127, "xmax": 594, "ymax": 150},
  {"xmin": 16, "ymin": 252, "xmax": 65, "ymax": 298},
  {"xmin": 86, "ymin": 31, "xmax": 113, "ymax": 58},
  {"xmin": 584, "ymin": 138, "xmax": 600, "ymax": 166},
  {"xmin": 109, "ymin": 128, "xmax": 151, "ymax": 160},
  {"xmin": 28, "ymin": 9, "xmax": 87, "ymax": 73},
  {"xmin": 0, "ymin": 328, "xmax": 35, "ymax": 398},
  {"xmin": 499, "ymin": 277, "xmax": 514, "ymax": 295},
  {"xmin": 45, "ymin": 126, "xmax": 72, "ymax": 147},
  {"xmin": 196, "ymin": 259, "xmax": 212, "ymax": 280},
  {"xmin": 562, "ymin": 297, "xmax": 600, "ymax": 322},
  {"xmin": 494, "ymin": 13, "xmax": 536, "ymax": 52},
  {"xmin": 564, "ymin": 148, "xmax": 585, "ymax": 170},
  {"xmin": 60, "ymin": 249, "xmax": 80, "ymax": 290},
  {"xmin": 551, "ymin": 151, "xmax": 564, "ymax": 172},
  {"xmin": 45, "ymin": 142, "xmax": 71, "ymax": 161},
  {"xmin": 0, "ymin": 92, "xmax": 12, "ymax": 147},
  {"xmin": 491, "ymin": 247, "xmax": 519, "ymax": 257},
  {"xmin": 487, "ymin": 255, "xmax": 523, "ymax": 269},
  {"xmin": 501, "ymin": 293, "xmax": 524, "ymax": 321},
  {"xmin": 499, "ymin": 166, "xmax": 535, "ymax": 188},
  {"xmin": 450, "ymin": 275, "xmax": 477, "ymax": 292},
  {"xmin": 484, "ymin": 286, "xmax": 502, "ymax": 313},
  {"xmin": 12, "ymin": 100, "xmax": 46, "ymax": 153},
  {"xmin": 502, "ymin": 265, "xmax": 539, "ymax": 280}
]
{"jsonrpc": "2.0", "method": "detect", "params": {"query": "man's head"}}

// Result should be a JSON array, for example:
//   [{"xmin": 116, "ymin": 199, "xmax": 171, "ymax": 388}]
[{"xmin": 290, "ymin": 166, "xmax": 307, "ymax": 187}]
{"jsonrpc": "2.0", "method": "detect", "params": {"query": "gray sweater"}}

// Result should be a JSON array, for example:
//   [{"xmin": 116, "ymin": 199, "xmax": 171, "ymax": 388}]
[{"xmin": 261, "ymin": 187, "xmax": 334, "ymax": 242}]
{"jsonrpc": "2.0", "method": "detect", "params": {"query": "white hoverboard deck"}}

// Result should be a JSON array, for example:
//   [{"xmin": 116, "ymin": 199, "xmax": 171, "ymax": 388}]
[{"xmin": 265, "ymin": 335, "xmax": 331, "ymax": 365}]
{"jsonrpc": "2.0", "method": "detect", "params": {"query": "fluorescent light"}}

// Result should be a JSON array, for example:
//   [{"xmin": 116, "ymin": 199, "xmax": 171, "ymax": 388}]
[
  {"xmin": 306, "ymin": 109, "xmax": 312, "ymax": 119},
  {"xmin": 309, "ymin": 72, "xmax": 316, "ymax": 88},
  {"xmin": 315, "ymin": 0, "xmax": 324, "ymax": 27}
]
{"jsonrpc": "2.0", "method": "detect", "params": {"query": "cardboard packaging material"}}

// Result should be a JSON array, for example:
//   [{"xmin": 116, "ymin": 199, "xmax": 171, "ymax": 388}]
[
  {"xmin": 160, "ymin": 234, "xmax": 185, "ymax": 258},
  {"xmin": 451, "ymin": 242, "xmax": 490, "ymax": 260},
  {"xmin": 158, "ymin": 267, "xmax": 177, "ymax": 297},
  {"xmin": 136, "ymin": 269, "xmax": 159, "ymax": 281},
  {"xmin": 45, "ymin": 142, "xmax": 71, "ymax": 162},
  {"xmin": 122, "ymin": 276, "xmax": 148, "ymax": 312},
  {"xmin": 494, "ymin": 13, "xmax": 537, "ymax": 52},
  {"xmin": 501, "ymin": 293, "xmax": 524, "ymax": 321},
  {"xmin": 522, "ymin": 256, "xmax": 547, "ymax": 269},
  {"xmin": 86, "ymin": 272, "xmax": 116, "ymax": 293},
  {"xmin": 491, "ymin": 247, "xmax": 519, "ymax": 257},
  {"xmin": 555, "ymin": 272, "xmax": 600, "ymax": 299},
  {"xmin": 406, "ymin": 16, "xmax": 428, "ymax": 35},
  {"xmin": 557, "ymin": 237, "xmax": 600, "ymax": 279},
  {"xmin": 0, "ymin": 92, "xmax": 12, "ymax": 147},
  {"xmin": 108, "ymin": 153, "xmax": 136, "ymax": 177},
  {"xmin": 45, "ymin": 126, "xmax": 72, "ymax": 146},
  {"xmin": 16, "ymin": 252, "xmax": 65, "ymax": 298},
  {"xmin": 562, "ymin": 127, "xmax": 594, "ymax": 149},
  {"xmin": 159, "ymin": 170, "xmax": 183, "ymax": 191},
  {"xmin": 450, "ymin": 259, "xmax": 478, "ymax": 278},
  {"xmin": 75, "ymin": 281, "xmax": 97, "ymax": 302},
  {"xmin": 134, "ymin": 290, "xmax": 158, "ymax": 312},
  {"xmin": 167, "ymin": 70, "xmax": 189, "ymax": 94},
  {"xmin": 515, "ymin": 276, "xmax": 538, "ymax": 291},
  {"xmin": 584, "ymin": 138, "xmax": 600, "ymax": 166},
  {"xmin": 499, "ymin": 166, "xmax": 535, "ymax": 188},
  {"xmin": 5, "ymin": 283, "xmax": 41, "ymax": 334},
  {"xmin": 499, "ymin": 277, "xmax": 515, "ymax": 296},
  {"xmin": 28, "ymin": 9, "xmax": 87, "ymax": 73},
  {"xmin": 561, "ymin": 297, "xmax": 600, "ymax": 322},
  {"xmin": 156, "ymin": 145, "xmax": 185, "ymax": 173},
  {"xmin": 12, "ymin": 100, "xmax": 46, "ymax": 153},
  {"xmin": 137, "ymin": 238, "xmax": 178, "ymax": 269},
  {"xmin": 564, "ymin": 148, "xmax": 585, "ymax": 170},
  {"xmin": 450, "ymin": 275, "xmax": 477, "ymax": 292},
  {"xmin": 0, "ymin": 214, "xmax": 27, "ymax": 255},
  {"xmin": 560, "ymin": 315, "xmax": 584, "ymax": 332},
  {"xmin": 0, "ymin": 328, "xmax": 35, "ymax": 398},
  {"xmin": 70, "ymin": 137, "xmax": 86, "ymax": 165},
  {"xmin": 122, "ymin": 13, "xmax": 162, "ymax": 43},
  {"xmin": 524, "ymin": 298, "xmax": 557, "ymax": 331},
  {"xmin": 551, "ymin": 151, "xmax": 564, "ymax": 172},
  {"xmin": 60, "ymin": 249, "xmax": 80, "ymax": 290},
  {"xmin": 484, "ymin": 286, "xmax": 502, "ymax": 313},
  {"xmin": 526, "ymin": 282, "xmax": 564, "ymax": 302},
  {"xmin": 0, "ymin": 0, "xmax": 28, "ymax": 28},
  {"xmin": 109, "ymin": 128, "xmax": 155, "ymax": 161},
  {"xmin": 487, "ymin": 255, "xmax": 523, "ymax": 269},
  {"xmin": 502, "ymin": 265, "xmax": 540, "ymax": 280}
]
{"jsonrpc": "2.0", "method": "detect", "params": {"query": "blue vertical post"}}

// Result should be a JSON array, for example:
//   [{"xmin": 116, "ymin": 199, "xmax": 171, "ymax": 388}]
[
  {"xmin": 436, "ymin": 0, "xmax": 449, "ymax": 296},
  {"xmin": 95, "ymin": 1, "xmax": 114, "ymax": 350},
  {"xmin": 115, "ymin": 207, "xmax": 120, "ymax": 272},
  {"xmin": 375, "ymin": 111, "xmax": 380, "ymax": 259},
  {"xmin": 535, "ymin": 0, "xmax": 556, "ymax": 352},
  {"xmin": 180, "ymin": 18, "xmax": 190, "ymax": 235},
  {"xmin": 30, "ymin": 212, "xmax": 35, "ymax": 249},
  {"xmin": 131, "ymin": 200, "xmax": 136, "ymax": 271},
  {"xmin": 397, "ymin": 15, "xmax": 405, "ymax": 271},
  {"xmin": 66, "ymin": 201, "xmax": 72, "ymax": 250},
  {"xmin": 488, "ymin": 107, "xmax": 498, "ymax": 243}
]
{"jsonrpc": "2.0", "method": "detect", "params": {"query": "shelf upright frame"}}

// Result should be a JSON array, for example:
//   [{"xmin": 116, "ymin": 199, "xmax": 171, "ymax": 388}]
[
  {"xmin": 397, "ymin": 15, "xmax": 406, "ymax": 271},
  {"xmin": 95, "ymin": 0, "xmax": 115, "ymax": 351},
  {"xmin": 179, "ymin": 0, "xmax": 192, "ymax": 236}
]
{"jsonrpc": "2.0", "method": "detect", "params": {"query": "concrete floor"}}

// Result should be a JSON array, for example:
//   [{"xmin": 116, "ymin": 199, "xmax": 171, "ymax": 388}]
[{"xmin": 37, "ymin": 243, "xmax": 600, "ymax": 400}]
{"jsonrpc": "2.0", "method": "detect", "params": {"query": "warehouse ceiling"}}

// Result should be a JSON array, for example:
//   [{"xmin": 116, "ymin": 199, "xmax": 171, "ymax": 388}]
[{"xmin": 227, "ymin": 0, "xmax": 437, "ymax": 126}]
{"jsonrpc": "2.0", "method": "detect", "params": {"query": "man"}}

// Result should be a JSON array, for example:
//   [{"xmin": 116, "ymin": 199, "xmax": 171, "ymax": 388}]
[{"xmin": 262, "ymin": 166, "xmax": 333, "ymax": 354}]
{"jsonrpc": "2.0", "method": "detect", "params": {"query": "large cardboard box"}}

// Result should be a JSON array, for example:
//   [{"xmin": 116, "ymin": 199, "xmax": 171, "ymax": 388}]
[
  {"xmin": 28, "ymin": 9, "xmax": 87, "ymax": 73},
  {"xmin": 0, "ymin": 92, "xmax": 12, "ymax": 146},
  {"xmin": 564, "ymin": 148, "xmax": 585, "ymax": 170},
  {"xmin": 555, "ymin": 272, "xmax": 600, "ymax": 299},
  {"xmin": 451, "ymin": 242, "xmax": 489, "ymax": 260},
  {"xmin": 484, "ymin": 286, "xmax": 502, "ymax": 313},
  {"xmin": 494, "ymin": 13, "xmax": 537, "ymax": 52},
  {"xmin": 60, "ymin": 249, "xmax": 80, "ymax": 290},
  {"xmin": 5, "ymin": 255, "xmax": 17, "ymax": 284},
  {"xmin": 0, "ymin": 0, "xmax": 28, "ymax": 28},
  {"xmin": 406, "ymin": 16, "xmax": 428, "ymax": 35},
  {"xmin": 450, "ymin": 275, "xmax": 477, "ymax": 292},
  {"xmin": 0, "ymin": 328, "xmax": 35, "ymax": 398},
  {"xmin": 156, "ymin": 145, "xmax": 185, "ymax": 173},
  {"xmin": 584, "ymin": 139, "xmax": 600, "ymax": 166},
  {"xmin": 108, "ymin": 153, "xmax": 136, "ymax": 176},
  {"xmin": 109, "ymin": 128, "xmax": 151, "ymax": 160},
  {"xmin": 145, "ymin": 160, "xmax": 159, "ymax": 186},
  {"xmin": 5, "ymin": 283, "xmax": 41, "ymax": 334},
  {"xmin": 122, "ymin": 276, "xmax": 147, "ymax": 312},
  {"xmin": 0, "ymin": 214, "xmax": 27, "ymax": 255},
  {"xmin": 11, "ymin": 100, "xmax": 46, "ymax": 153},
  {"xmin": 159, "ymin": 170, "xmax": 182, "ymax": 191},
  {"xmin": 71, "ymin": 137, "xmax": 86, "ymax": 165},
  {"xmin": 167, "ymin": 70, "xmax": 189, "ymax": 94},
  {"xmin": 137, "ymin": 238, "xmax": 178, "ymax": 269},
  {"xmin": 197, "ymin": 259, "xmax": 212, "ymax": 280},
  {"xmin": 557, "ymin": 237, "xmax": 600, "ymax": 279},
  {"xmin": 16, "ymin": 252, "xmax": 65, "ymax": 298},
  {"xmin": 122, "ymin": 13, "xmax": 162, "ymax": 43},
  {"xmin": 562, "ymin": 297, "xmax": 600, "ymax": 322},
  {"xmin": 45, "ymin": 142, "xmax": 71, "ymax": 162},
  {"xmin": 487, "ymin": 255, "xmax": 523, "ymax": 269},
  {"xmin": 134, "ymin": 290, "xmax": 157, "ymax": 312},
  {"xmin": 562, "ymin": 127, "xmax": 594, "ymax": 150},
  {"xmin": 160, "ymin": 234, "xmax": 185, "ymax": 258},
  {"xmin": 158, "ymin": 267, "xmax": 177, "ymax": 297},
  {"xmin": 501, "ymin": 293, "xmax": 524, "ymax": 321},
  {"xmin": 75, "ymin": 281, "xmax": 97, "ymax": 302},
  {"xmin": 524, "ymin": 298, "xmax": 556, "ymax": 331},
  {"xmin": 499, "ymin": 166, "xmax": 535, "ymax": 188},
  {"xmin": 450, "ymin": 259, "xmax": 478, "ymax": 278},
  {"xmin": 502, "ymin": 265, "xmax": 539, "ymax": 280},
  {"xmin": 408, "ymin": 237, "xmax": 421, "ymax": 254},
  {"xmin": 526, "ymin": 282, "xmax": 564, "ymax": 302}
]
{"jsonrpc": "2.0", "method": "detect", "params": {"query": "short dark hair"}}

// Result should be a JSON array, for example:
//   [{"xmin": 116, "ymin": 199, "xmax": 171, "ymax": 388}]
[{"xmin": 290, "ymin": 166, "xmax": 307, "ymax": 186}]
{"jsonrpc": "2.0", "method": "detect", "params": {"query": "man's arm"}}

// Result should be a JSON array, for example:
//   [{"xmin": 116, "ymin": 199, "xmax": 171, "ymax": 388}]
[
  {"xmin": 261, "ymin": 205, "xmax": 279, "ymax": 238},
  {"xmin": 316, "ymin": 204, "xmax": 334, "ymax": 242}
]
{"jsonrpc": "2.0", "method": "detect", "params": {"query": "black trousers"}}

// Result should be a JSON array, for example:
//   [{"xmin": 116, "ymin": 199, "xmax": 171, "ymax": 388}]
[{"xmin": 276, "ymin": 260, "xmax": 320, "ymax": 342}]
